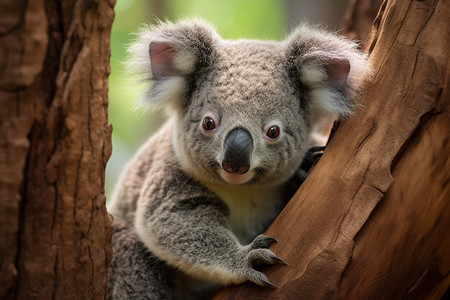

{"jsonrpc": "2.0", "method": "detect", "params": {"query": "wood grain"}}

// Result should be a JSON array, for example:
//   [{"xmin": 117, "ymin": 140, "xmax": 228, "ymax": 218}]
[
  {"xmin": 0, "ymin": 1, "xmax": 115, "ymax": 299},
  {"xmin": 341, "ymin": 0, "xmax": 384, "ymax": 43}
]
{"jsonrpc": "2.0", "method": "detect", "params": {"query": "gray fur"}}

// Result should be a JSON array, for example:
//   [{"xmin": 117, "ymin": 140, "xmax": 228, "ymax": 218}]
[{"xmin": 108, "ymin": 19, "xmax": 370, "ymax": 299}]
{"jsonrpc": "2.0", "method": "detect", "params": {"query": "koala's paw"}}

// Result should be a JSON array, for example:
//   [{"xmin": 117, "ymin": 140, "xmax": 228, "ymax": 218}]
[{"xmin": 242, "ymin": 235, "xmax": 287, "ymax": 288}]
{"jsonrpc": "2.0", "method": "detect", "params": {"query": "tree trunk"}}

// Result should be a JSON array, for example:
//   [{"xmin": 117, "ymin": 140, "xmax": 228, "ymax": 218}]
[
  {"xmin": 341, "ymin": 0, "xmax": 384, "ymax": 43},
  {"xmin": 214, "ymin": 0, "xmax": 450, "ymax": 298},
  {"xmin": 0, "ymin": 1, "xmax": 114, "ymax": 299}
]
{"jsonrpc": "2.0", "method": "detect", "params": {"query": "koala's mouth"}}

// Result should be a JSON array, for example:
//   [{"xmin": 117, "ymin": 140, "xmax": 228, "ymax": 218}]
[{"xmin": 219, "ymin": 168, "xmax": 255, "ymax": 185}]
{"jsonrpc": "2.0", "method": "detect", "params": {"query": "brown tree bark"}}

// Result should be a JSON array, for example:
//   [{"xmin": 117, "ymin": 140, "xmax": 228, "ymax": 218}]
[
  {"xmin": 0, "ymin": 0, "xmax": 114, "ymax": 299},
  {"xmin": 341, "ymin": 0, "xmax": 384, "ymax": 43},
  {"xmin": 214, "ymin": 0, "xmax": 450, "ymax": 298}
]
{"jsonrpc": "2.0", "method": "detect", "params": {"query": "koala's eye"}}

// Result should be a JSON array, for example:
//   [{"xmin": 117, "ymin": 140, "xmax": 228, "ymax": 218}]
[
  {"xmin": 202, "ymin": 117, "xmax": 216, "ymax": 131},
  {"xmin": 266, "ymin": 126, "xmax": 280, "ymax": 140}
]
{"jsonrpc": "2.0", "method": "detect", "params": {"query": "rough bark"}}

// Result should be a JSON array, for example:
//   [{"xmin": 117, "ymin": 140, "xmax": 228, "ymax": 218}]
[
  {"xmin": 214, "ymin": 0, "xmax": 450, "ymax": 298},
  {"xmin": 0, "ymin": 0, "xmax": 114, "ymax": 299},
  {"xmin": 341, "ymin": 0, "xmax": 384, "ymax": 43}
]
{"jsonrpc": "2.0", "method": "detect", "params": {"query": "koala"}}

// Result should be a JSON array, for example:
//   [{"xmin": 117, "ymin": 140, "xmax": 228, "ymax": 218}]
[{"xmin": 107, "ymin": 19, "xmax": 370, "ymax": 299}]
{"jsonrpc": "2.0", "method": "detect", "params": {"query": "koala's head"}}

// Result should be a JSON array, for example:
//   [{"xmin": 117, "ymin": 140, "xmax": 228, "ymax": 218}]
[{"xmin": 129, "ymin": 19, "xmax": 370, "ymax": 187}]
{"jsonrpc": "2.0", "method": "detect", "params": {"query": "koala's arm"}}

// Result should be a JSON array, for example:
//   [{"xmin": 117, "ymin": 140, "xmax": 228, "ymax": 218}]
[{"xmin": 134, "ymin": 158, "xmax": 281, "ymax": 286}]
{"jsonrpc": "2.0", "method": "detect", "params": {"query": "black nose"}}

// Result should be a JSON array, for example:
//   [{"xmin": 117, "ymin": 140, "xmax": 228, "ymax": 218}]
[{"xmin": 222, "ymin": 127, "xmax": 253, "ymax": 174}]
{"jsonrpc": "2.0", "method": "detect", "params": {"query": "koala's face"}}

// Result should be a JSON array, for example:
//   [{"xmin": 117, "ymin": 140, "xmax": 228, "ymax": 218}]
[
  {"xmin": 134, "ymin": 19, "xmax": 369, "ymax": 186},
  {"xmin": 176, "ymin": 41, "xmax": 309, "ymax": 186}
]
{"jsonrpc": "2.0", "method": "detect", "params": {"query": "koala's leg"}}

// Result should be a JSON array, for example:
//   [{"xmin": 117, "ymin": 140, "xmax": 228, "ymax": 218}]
[
  {"xmin": 135, "ymin": 185, "xmax": 283, "ymax": 287},
  {"xmin": 108, "ymin": 218, "xmax": 174, "ymax": 300}
]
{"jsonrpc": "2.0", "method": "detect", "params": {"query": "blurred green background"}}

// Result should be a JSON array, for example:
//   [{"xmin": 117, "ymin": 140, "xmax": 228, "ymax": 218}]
[{"xmin": 107, "ymin": 0, "xmax": 349, "ymax": 199}]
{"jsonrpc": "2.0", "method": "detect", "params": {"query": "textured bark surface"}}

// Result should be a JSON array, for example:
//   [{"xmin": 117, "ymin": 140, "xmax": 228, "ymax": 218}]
[
  {"xmin": 0, "ymin": 0, "xmax": 114, "ymax": 299},
  {"xmin": 214, "ymin": 0, "xmax": 450, "ymax": 298},
  {"xmin": 341, "ymin": 0, "xmax": 384, "ymax": 43}
]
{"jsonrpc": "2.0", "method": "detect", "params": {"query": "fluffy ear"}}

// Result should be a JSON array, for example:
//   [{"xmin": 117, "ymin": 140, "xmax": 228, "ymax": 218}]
[
  {"xmin": 284, "ymin": 24, "xmax": 371, "ymax": 120},
  {"xmin": 128, "ymin": 19, "xmax": 219, "ymax": 110}
]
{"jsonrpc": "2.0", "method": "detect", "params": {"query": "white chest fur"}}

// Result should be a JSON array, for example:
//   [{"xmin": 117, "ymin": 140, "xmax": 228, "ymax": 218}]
[{"xmin": 206, "ymin": 183, "xmax": 284, "ymax": 245}]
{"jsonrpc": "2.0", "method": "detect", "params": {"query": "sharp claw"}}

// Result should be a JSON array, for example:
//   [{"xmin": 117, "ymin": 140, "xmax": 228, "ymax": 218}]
[
  {"xmin": 265, "ymin": 237, "xmax": 278, "ymax": 244},
  {"xmin": 252, "ymin": 236, "xmax": 279, "ymax": 249},
  {"xmin": 270, "ymin": 254, "xmax": 288, "ymax": 265},
  {"xmin": 261, "ymin": 277, "xmax": 277, "ymax": 289}
]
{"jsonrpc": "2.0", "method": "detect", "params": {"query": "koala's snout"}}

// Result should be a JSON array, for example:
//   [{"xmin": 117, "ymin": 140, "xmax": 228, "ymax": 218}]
[{"xmin": 222, "ymin": 128, "xmax": 253, "ymax": 174}]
